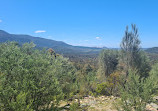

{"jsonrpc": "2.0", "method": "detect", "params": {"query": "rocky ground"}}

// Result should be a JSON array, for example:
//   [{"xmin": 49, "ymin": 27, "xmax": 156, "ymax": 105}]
[
  {"xmin": 60, "ymin": 96, "xmax": 158, "ymax": 111},
  {"xmin": 79, "ymin": 96, "xmax": 118, "ymax": 111}
]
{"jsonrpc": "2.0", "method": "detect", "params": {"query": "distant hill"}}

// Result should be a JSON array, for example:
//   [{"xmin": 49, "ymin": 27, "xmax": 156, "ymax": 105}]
[
  {"xmin": 145, "ymin": 47, "xmax": 158, "ymax": 54},
  {"xmin": 0, "ymin": 30, "xmax": 103, "ymax": 55}
]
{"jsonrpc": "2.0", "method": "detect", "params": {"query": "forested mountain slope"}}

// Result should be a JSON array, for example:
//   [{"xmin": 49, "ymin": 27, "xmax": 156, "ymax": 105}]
[
  {"xmin": 0, "ymin": 30, "xmax": 102, "ymax": 55},
  {"xmin": 145, "ymin": 47, "xmax": 158, "ymax": 53}
]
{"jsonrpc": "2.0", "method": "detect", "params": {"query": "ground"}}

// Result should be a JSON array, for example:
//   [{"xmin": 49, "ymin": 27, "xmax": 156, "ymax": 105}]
[
  {"xmin": 60, "ymin": 96, "xmax": 119, "ymax": 111},
  {"xmin": 59, "ymin": 96, "xmax": 158, "ymax": 111}
]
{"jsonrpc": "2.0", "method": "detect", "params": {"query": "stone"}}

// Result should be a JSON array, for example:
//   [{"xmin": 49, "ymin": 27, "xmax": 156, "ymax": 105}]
[{"xmin": 150, "ymin": 103, "xmax": 158, "ymax": 109}]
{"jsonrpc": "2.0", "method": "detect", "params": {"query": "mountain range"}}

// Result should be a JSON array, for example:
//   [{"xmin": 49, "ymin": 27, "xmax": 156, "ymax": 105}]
[
  {"xmin": 0, "ymin": 30, "xmax": 158, "ymax": 56},
  {"xmin": 145, "ymin": 47, "xmax": 158, "ymax": 54},
  {"xmin": 0, "ymin": 30, "xmax": 103, "ymax": 56}
]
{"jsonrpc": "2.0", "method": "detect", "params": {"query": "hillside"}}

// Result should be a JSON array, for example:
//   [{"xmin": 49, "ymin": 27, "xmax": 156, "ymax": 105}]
[
  {"xmin": 0, "ymin": 30, "xmax": 102, "ymax": 55},
  {"xmin": 145, "ymin": 47, "xmax": 158, "ymax": 54}
]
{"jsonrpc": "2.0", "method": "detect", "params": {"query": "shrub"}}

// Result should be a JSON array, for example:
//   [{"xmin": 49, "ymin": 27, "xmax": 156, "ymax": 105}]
[
  {"xmin": 95, "ymin": 82, "xmax": 110, "ymax": 95},
  {"xmin": 118, "ymin": 70, "xmax": 157, "ymax": 111},
  {"xmin": 0, "ymin": 42, "xmax": 77, "ymax": 110},
  {"xmin": 70, "ymin": 102, "xmax": 79, "ymax": 111}
]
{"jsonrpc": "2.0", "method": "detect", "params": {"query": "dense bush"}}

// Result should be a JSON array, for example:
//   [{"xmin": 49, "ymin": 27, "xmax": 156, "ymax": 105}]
[
  {"xmin": 69, "ymin": 102, "xmax": 79, "ymax": 111},
  {"xmin": 95, "ymin": 71, "xmax": 121, "ymax": 96},
  {"xmin": 97, "ymin": 49, "xmax": 118, "ymax": 82},
  {"xmin": 75, "ymin": 63, "xmax": 97, "ymax": 97},
  {"xmin": 118, "ymin": 70, "xmax": 158, "ymax": 111},
  {"xmin": 0, "ymin": 24, "xmax": 157, "ymax": 111},
  {"xmin": 0, "ymin": 42, "xmax": 77, "ymax": 110},
  {"xmin": 95, "ymin": 82, "xmax": 109, "ymax": 95}
]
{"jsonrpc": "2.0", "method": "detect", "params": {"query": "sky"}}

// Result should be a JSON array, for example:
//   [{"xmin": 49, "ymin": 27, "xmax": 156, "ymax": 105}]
[{"xmin": 0, "ymin": 0, "xmax": 158, "ymax": 48}]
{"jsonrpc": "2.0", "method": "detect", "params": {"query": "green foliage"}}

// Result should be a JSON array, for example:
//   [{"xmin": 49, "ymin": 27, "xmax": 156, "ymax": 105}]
[
  {"xmin": 96, "ymin": 71, "xmax": 121, "ymax": 96},
  {"xmin": 0, "ymin": 42, "xmax": 77, "ymax": 110},
  {"xmin": 77, "ymin": 71, "xmax": 96, "ymax": 96},
  {"xmin": 136, "ymin": 51, "xmax": 151, "ymax": 78},
  {"xmin": 106, "ymin": 71, "xmax": 121, "ymax": 95},
  {"xmin": 96, "ymin": 82, "xmax": 109, "ymax": 95},
  {"xmin": 75, "ymin": 63, "xmax": 97, "ymax": 97},
  {"xmin": 97, "ymin": 49, "xmax": 118, "ymax": 81},
  {"xmin": 118, "ymin": 70, "xmax": 157, "ymax": 111},
  {"xmin": 50, "ymin": 55, "xmax": 78, "ymax": 99},
  {"xmin": 70, "ymin": 102, "xmax": 80, "ymax": 111},
  {"xmin": 119, "ymin": 24, "xmax": 151, "ymax": 78},
  {"xmin": 148, "ymin": 63, "xmax": 158, "ymax": 94},
  {"xmin": 9, "ymin": 91, "xmax": 33, "ymax": 111},
  {"xmin": 0, "ymin": 24, "xmax": 157, "ymax": 111},
  {"xmin": 120, "ymin": 24, "xmax": 141, "ymax": 75}
]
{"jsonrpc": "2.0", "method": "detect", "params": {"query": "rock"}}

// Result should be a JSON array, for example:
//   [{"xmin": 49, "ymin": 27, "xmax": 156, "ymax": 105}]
[
  {"xmin": 61, "ymin": 109, "xmax": 67, "ymax": 111},
  {"xmin": 84, "ymin": 97, "xmax": 88, "ymax": 99},
  {"xmin": 101, "ymin": 96, "xmax": 105, "ymax": 98},
  {"xmin": 113, "ymin": 97, "xmax": 118, "ymax": 100},
  {"xmin": 80, "ymin": 103, "xmax": 88, "ymax": 108},
  {"xmin": 150, "ymin": 103, "xmax": 158, "ymax": 109},
  {"xmin": 87, "ymin": 100, "xmax": 96, "ymax": 106},
  {"xmin": 65, "ymin": 105, "xmax": 70, "ymax": 109},
  {"xmin": 153, "ymin": 96, "xmax": 158, "ymax": 103},
  {"xmin": 146, "ymin": 103, "xmax": 158, "ymax": 111},
  {"xmin": 74, "ymin": 99, "xmax": 78, "ymax": 102},
  {"xmin": 153, "ymin": 96, "xmax": 158, "ymax": 100}
]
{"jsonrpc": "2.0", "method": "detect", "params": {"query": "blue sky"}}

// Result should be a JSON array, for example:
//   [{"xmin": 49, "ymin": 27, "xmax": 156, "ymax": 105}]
[{"xmin": 0, "ymin": 0, "xmax": 158, "ymax": 48}]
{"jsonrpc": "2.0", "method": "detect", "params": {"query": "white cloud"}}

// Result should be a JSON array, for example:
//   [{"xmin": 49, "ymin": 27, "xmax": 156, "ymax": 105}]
[
  {"xmin": 48, "ymin": 36, "xmax": 52, "ymax": 38},
  {"xmin": 0, "ymin": 19, "xmax": 2, "ymax": 23},
  {"xmin": 35, "ymin": 30, "xmax": 46, "ymax": 33},
  {"xmin": 96, "ymin": 37, "xmax": 101, "ymax": 40},
  {"xmin": 84, "ymin": 40, "xmax": 89, "ymax": 42}
]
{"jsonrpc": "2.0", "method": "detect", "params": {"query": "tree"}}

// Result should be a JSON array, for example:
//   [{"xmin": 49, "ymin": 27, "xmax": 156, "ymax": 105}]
[
  {"xmin": 118, "ymin": 70, "xmax": 157, "ymax": 111},
  {"xmin": 106, "ymin": 71, "xmax": 121, "ymax": 95},
  {"xmin": 97, "ymin": 49, "xmax": 118, "ymax": 81},
  {"xmin": 52, "ymin": 55, "xmax": 78, "ymax": 100},
  {"xmin": 148, "ymin": 63, "xmax": 158, "ymax": 94},
  {"xmin": 136, "ymin": 51, "xmax": 151, "ymax": 78},
  {"xmin": 120, "ymin": 24, "xmax": 140, "ymax": 74},
  {"xmin": 76, "ymin": 63, "xmax": 97, "ymax": 97},
  {"xmin": 0, "ymin": 42, "xmax": 77, "ymax": 110},
  {"xmin": 119, "ymin": 24, "xmax": 150, "ymax": 78},
  {"xmin": 95, "ymin": 71, "xmax": 121, "ymax": 96}
]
